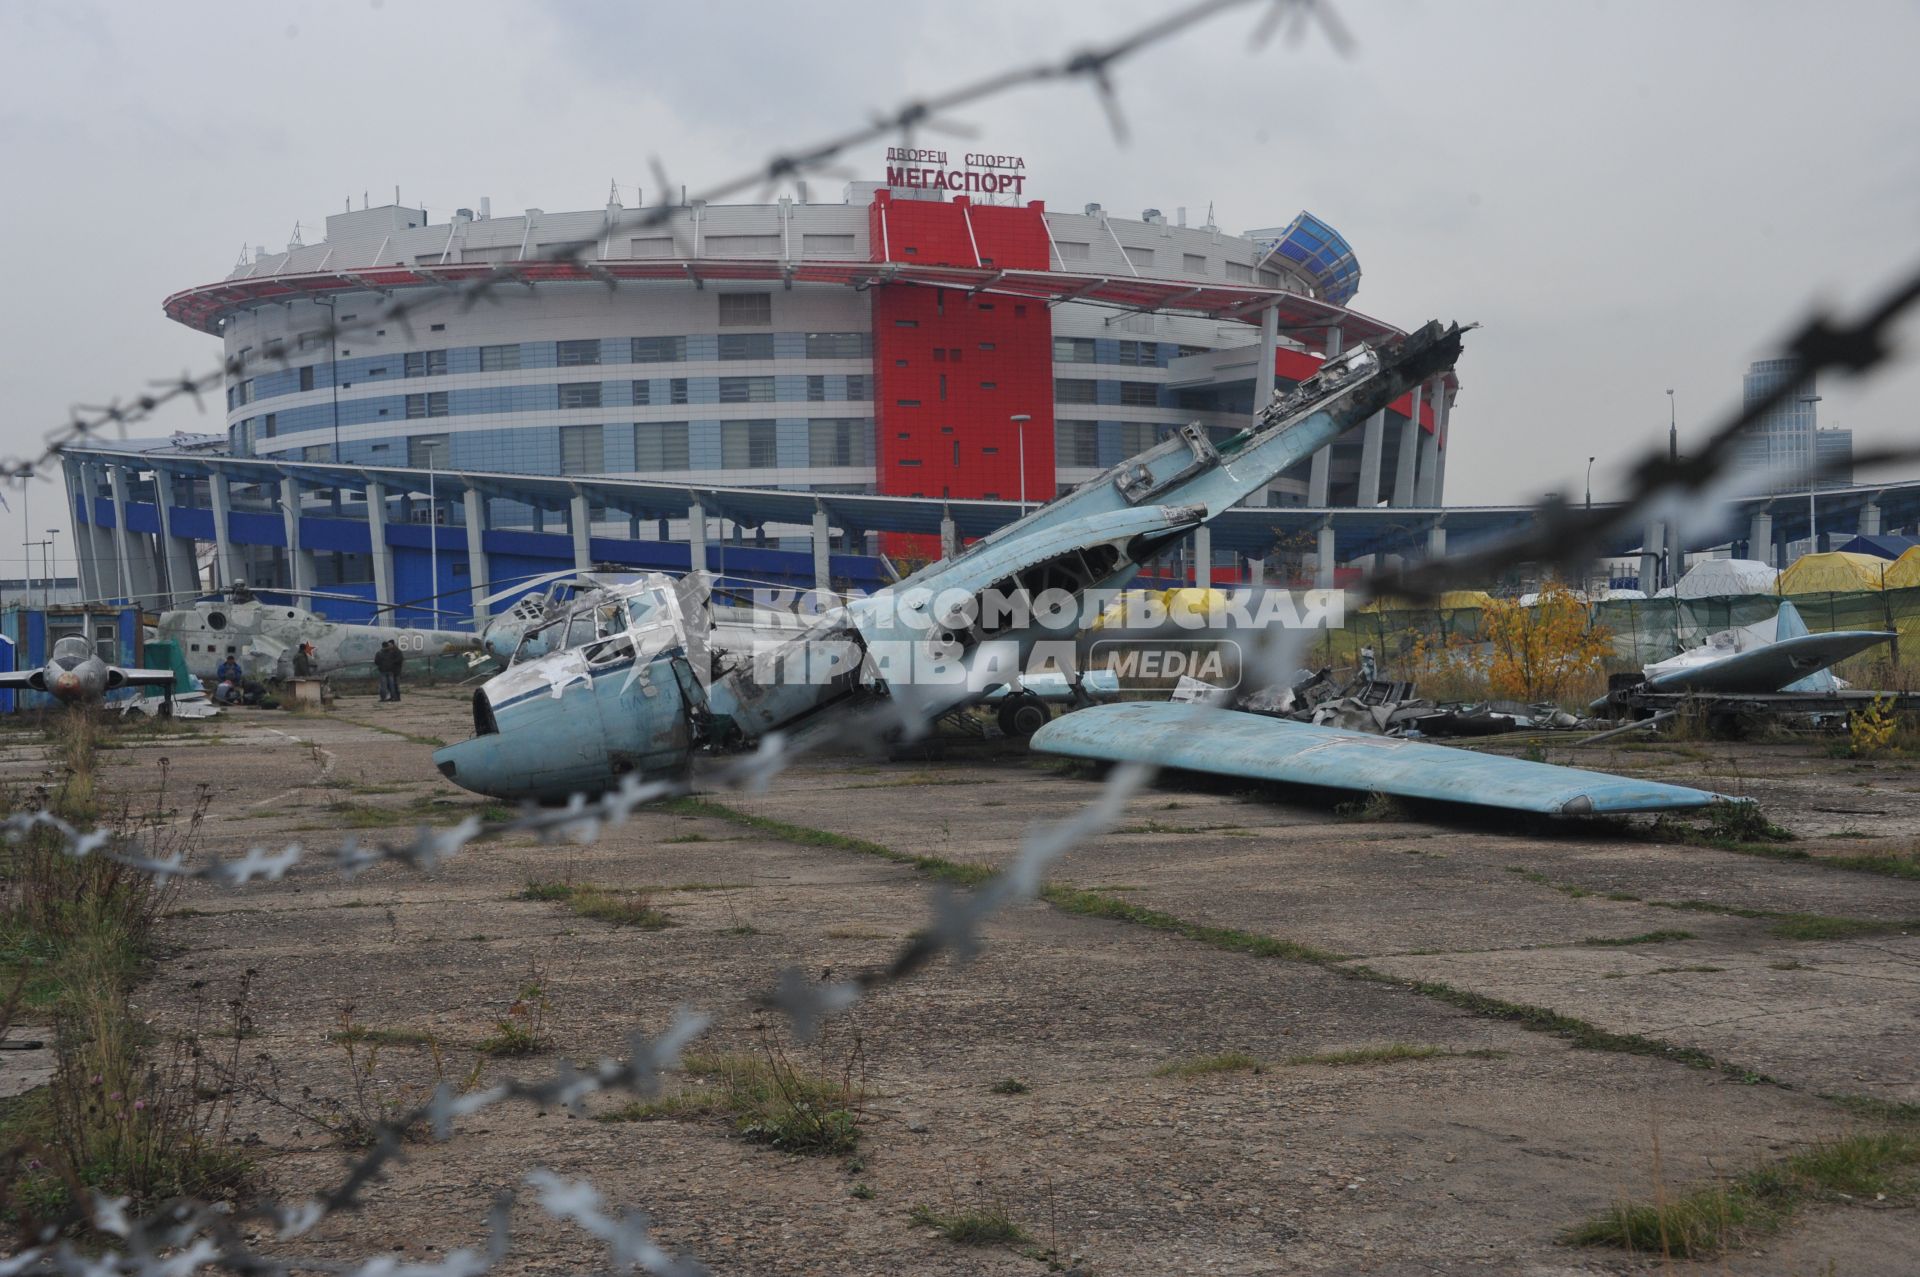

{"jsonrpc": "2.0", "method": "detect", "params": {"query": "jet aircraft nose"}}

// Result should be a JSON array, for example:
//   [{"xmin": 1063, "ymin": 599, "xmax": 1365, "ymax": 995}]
[{"xmin": 53, "ymin": 673, "xmax": 82, "ymax": 701}]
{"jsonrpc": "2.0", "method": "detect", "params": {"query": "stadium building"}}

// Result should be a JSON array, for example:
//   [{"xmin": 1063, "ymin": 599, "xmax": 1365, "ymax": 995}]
[{"xmin": 63, "ymin": 170, "xmax": 1507, "ymax": 622}]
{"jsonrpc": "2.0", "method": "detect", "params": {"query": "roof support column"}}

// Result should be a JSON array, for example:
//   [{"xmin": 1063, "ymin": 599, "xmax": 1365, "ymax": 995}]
[
  {"xmin": 1246, "ymin": 553, "xmax": 1265, "ymax": 587},
  {"xmin": 1748, "ymin": 512, "xmax": 1773, "ymax": 568},
  {"xmin": 106, "ymin": 463, "xmax": 137, "ymax": 605},
  {"xmin": 64, "ymin": 459, "xmax": 102, "ymax": 604},
  {"xmin": 1641, "ymin": 521, "xmax": 1665, "ymax": 593},
  {"xmin": 570, "ymin": 491, "xmax": 593, "ymax": 574},
  {"xmin": 1306, "ymin": 326, "xmax": 1341, "ymax": 506},
  {"xmin": 208, "ymin": 472, "xmax": 243, "ymax": 590},
  {"xmin": 1431, "ymin": 386, "xmax": 1451, "ymax": 507},
  {"xmin": 1356, "ymin": 411, "xmax": 1385, "ymax": 507},
  {"xmin": 1427, "ymin": 520, "xmax": 1447, "ymax": 560},
  {"xmin": 364, "ymin": 481, "xmax": 396, "ymax": 610},
  {"xmin": 153, "ymin": 469, "xmax": 200, "ymax": 601},
  {"xmin": 811, "ymin": 506, "xmax": 831, "ymax": 591},
  {"xmin": 1861, "ymin": 501, "xmax": 1882, "ymax": 537},
  {"xmin": 281, "ymin": 477, "xmax": 315, "ymax": 600},
  {"xmin": 1415, "ymin": 380, "xmax": 1442, "ymax": 507},
  {"xmin": 1192, "ymin": 525, "xmax": 1211, "ymax": 589},
  {"xmin": 1315, "ymin": 520, "xmax": 1336, "ymax": 589},
  {"xmin": 464, "ymin": 487, "xmax": 491, "ymax": 629},
  {"xmin": 688, "ymin": 499, "xmax": 707, "ymax": 575},
  {"xmin": 1253, "ymin": 304, "xmax": 1280, "ymax": 506},
  {"xmin": 1391, "ymin": 383, "xmax": 1423, "ymax": 507},
  {"xmin": 940, "ymin": 507, "xmax": 958, "ymax": 560}
]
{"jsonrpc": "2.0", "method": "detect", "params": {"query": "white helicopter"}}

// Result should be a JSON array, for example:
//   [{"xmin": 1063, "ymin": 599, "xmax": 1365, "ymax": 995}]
[{"xmin": 151, "ymin": 581, "xmax": 481, "ymax": 682}]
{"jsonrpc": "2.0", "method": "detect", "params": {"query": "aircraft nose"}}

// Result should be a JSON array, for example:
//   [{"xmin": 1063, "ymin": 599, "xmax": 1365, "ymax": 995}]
[{"xmin": 54, "ymin": 673, "xmax": 81, "ymax": 699}]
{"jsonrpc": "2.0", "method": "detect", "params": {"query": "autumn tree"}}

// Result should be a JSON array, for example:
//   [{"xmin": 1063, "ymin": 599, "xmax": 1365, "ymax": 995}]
[{"xmin": 1482, "ymin": 583, "xmax": 1612, "ymax": 704}]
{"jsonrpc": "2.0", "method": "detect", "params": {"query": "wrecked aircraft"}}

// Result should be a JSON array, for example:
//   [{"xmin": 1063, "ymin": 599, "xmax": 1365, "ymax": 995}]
[
  {"xmin": 1592, "ymin": 600, "xmax": 1895, "ymax": 714},
  {"xmin": 0, "ymin": 635, "xmax": 180, "ymax": 708},
  {"xmin": 1029, "ymin": 701, "xmax": 1741, "ymax": 816},
  {"xmin": 154, "ymin": 585, "xmax": 479, "ymax": 682},
  {"xmin": 433, "ymin": 320, "xmax": 1472, "ymax": 802}
]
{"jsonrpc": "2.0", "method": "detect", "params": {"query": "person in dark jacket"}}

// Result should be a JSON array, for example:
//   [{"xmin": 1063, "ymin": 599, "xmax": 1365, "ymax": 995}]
[
  {"xmin": 292, "ymin": 642, "xmax": 316, "ymax": 678},
  {"xmin": 374, "ymin": 640, "xmax": 403, "ymax": 703},
  {"xmin": 217, "ymin": 655, "xmax": 243, "ymax": 685}
]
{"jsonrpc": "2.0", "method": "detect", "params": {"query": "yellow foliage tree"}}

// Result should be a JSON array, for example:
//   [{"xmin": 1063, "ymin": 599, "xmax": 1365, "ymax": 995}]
[{"xmin": 1482, "ymin": 584, "xmax": 1611, "ymax": 704}]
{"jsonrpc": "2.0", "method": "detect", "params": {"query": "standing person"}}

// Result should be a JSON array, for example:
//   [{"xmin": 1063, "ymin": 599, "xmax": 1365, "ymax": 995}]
[
  {"xmin": 292, "ymin": 642, "xmax": 315, "ymax": 678},
  {"xmin": 374, "ymin": 639, "xmax": 403, "ymax": 704},
  {"xmin": 217, "ymin": 654, "xmax": 243, "ymax": 686}
]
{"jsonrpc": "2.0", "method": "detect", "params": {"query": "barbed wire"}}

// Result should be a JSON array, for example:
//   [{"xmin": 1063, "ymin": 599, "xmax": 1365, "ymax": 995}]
[
  {"xmin": 1370, "ymin": 256, "xmax": 1920, "ymax": 599},
  {"xmin": 5, "ymin": 0, "xmax": 1333, "ymax": 489}
]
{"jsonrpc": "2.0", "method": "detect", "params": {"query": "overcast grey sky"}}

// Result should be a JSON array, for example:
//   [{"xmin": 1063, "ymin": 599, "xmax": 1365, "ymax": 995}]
[{"xmin": 2, "ymin": 0, "xmax": 1916, "ymax": 576}]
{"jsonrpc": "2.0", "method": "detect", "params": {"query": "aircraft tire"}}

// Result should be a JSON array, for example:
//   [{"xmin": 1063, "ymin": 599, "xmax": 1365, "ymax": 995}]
[{"xmin": 996, "ymin": 693, "xmax": 1052, "ymax": 740}]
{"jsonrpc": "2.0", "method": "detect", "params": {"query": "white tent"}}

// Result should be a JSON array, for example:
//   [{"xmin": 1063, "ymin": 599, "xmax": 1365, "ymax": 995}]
[{"xmin": 1659, "ymin": 558, "xmax": 1779, "ymax": 600}]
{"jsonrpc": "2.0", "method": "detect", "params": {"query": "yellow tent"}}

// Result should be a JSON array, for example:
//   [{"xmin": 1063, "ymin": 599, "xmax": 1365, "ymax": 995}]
[
  {"xmin": 1885, "ymin": 546, "xmax": 1920, "ymax": 591},
  {"xmin": 1356, "ymin": 590, "xmax": 1496, "ymax": 613},
  {"xmin": 1776, "ymin": 551, "xmax": 1889, "ymax": 594}
]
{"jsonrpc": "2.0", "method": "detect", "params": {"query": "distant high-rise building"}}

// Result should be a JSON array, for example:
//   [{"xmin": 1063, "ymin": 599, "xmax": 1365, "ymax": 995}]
[
  {"xmin": 1734, "ymin": 357, "xmax": 1851, "ymax": 493},
  {"xmin": 1817, "ymin": 427, "xmax": 1854, "ymax": 490}
]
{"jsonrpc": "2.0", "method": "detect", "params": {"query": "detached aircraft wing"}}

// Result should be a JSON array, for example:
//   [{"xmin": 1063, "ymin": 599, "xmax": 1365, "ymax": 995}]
[
  {"xmin": 112, "ymin": 668, "xmax": 186, "ymax": 691},
  {"xmin": 0, "ymin": 671, "xmax": 46, "ymax": 690},
  {"xmin": 1644, "ymin": 630, "xmax": 1894, "ymax": 695},
  {"xmin": 1031, "ymin": 701, "xmax": 1741, "ymax": 815}
]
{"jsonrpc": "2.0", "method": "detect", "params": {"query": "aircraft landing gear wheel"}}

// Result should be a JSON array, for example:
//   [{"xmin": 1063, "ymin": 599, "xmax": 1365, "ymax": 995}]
[{"xmin": 997, "ymin": 693, "xmax": 1052, "ymax": 740}]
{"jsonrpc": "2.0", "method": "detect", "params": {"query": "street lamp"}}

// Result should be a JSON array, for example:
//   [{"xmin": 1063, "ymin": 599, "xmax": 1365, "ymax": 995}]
[
  {"xmin": 1798, "ymin": 393, "xmax": 1823, "ymax": 549},
  {"xmin": 1585, "ymin": 456, "xmax": 1595, "ymax": 511},
  {"xmin": 43, "ymin": 529, "xmax": 57, "ymax": 609},
  {"xmin": 1010, "ymin": 414, "xmax": 1032, "ymax": 513},
  {"xmin": 1666, "ymin": 389, "xmax": 1676, "ymax": 464}
]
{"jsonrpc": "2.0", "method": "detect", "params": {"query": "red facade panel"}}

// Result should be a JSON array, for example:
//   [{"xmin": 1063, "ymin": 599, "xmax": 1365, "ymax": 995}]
[
  {"xmin": 869, "ymin": 193, "xmax": 1056, "ymax": 555},
  {"xmin": 1275, "ymin": 347, "xmax": 1433, "ymax": 431}
]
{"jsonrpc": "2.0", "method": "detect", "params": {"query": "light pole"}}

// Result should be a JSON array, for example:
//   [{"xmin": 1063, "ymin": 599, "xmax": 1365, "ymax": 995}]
[
  {"xmin": 1666, "ymin": 389, "xmax": 1676, "ymax": 464},
  {"xmin": 1010, "ymin": 414, "xmax": 1032, "ymax": 513},
  {"xmin": 1798, "ymin": 393, "xmax": 1823, "ymax": 549},
  {"xmin": 43, "ymin": 529, "xmax": 57, "ymax": 608},
  {"xmin": 313, "ymin": 296, "xmax": 343, "ymax": 463},
  {"xmin": 1585, "ymin": 456, "xmax": 1595, "ymax": 511}
]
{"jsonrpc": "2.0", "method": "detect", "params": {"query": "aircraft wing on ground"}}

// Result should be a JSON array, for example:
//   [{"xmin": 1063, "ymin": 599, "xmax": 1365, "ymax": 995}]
[
  {"xmin": 1030, "ymin": 701, "xmax": 1741, "ymax": 815},
  {"xmin": 1644, "ymin": 630, "xmax": 1896, "ymax": 695},
  {"xmin": 112, "ymin": 668, "xmax": 187, "ymax": 690},
  {"xmin": 0, "ymin": 671, "xmax": 46, "ymax": 690}
]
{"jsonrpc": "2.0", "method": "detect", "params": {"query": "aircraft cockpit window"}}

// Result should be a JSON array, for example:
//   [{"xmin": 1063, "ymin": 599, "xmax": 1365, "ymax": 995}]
[
  {"xmin": 207, "ymin": 611, "xmax": 227, "ymax": 630},
  {"xmin": 626, "ymin": 592, "xmax": 661, "ymax": 628},
  {"xmin": 51, "ymin": 636, "xmax": 93, "ymax": 668},
  {"xmin": 585, "ymin": 633, "xmax": 635, "ymax": 667}
]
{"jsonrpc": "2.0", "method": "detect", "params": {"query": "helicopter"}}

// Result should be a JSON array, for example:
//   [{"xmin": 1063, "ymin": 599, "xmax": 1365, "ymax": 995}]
[{"xmin": 151, "ymin": 581, "xmax": 481, "ymax": 682}]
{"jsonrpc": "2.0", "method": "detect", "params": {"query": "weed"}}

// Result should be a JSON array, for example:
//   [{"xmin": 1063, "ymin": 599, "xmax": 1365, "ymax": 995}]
[
  {"xmin": 520, "ymin": 880, "xmax": 671, "ymax": 929},
  {"xmin": 1042, "ymin": 887, "xmax": 1344, "ymax": 963},
  {"xmin": 1283, "ymin": 1043, "xmax": 1501, "ymax": 1066},
  {"xmin": 910, "ymin": 1203, "xmax": 1031, "ymax": 1246},
  {"xmin": 478, "ymin": 967, "xmax": 552, "ymax": 1057},
  {"xmin": 988, "ymin": 1078, "xmax": 1031, "ymax": 1095},
  {"xmin": 1581, "ymin": 930, "xmax": 1697, "ymax": 947},
  {"xmin": 850, "ymin": 1181, "xmax": 876, "ymax": 1200},
  {"xmin": 1333, "ymin": 792, "xmax": 1405, "ymax": 822},
  {"xmin": 568, "ymin": 888, "xmax": 671, "ymax": 930},
  {"xmin": 1154, "ymin": 1052, "xmax": 1262, "ymax": 1078},
  {"xmin": 328, "ymin": 1025, "xmax": 438, "ymax": 1048},
  {"xmin": 1568, "ymin": 1131, "xmax": 1920, "ymax": 1259},
  {"xmin": 600, "ymin": 1034, "xmax": 865, "ymax": 1157}
]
